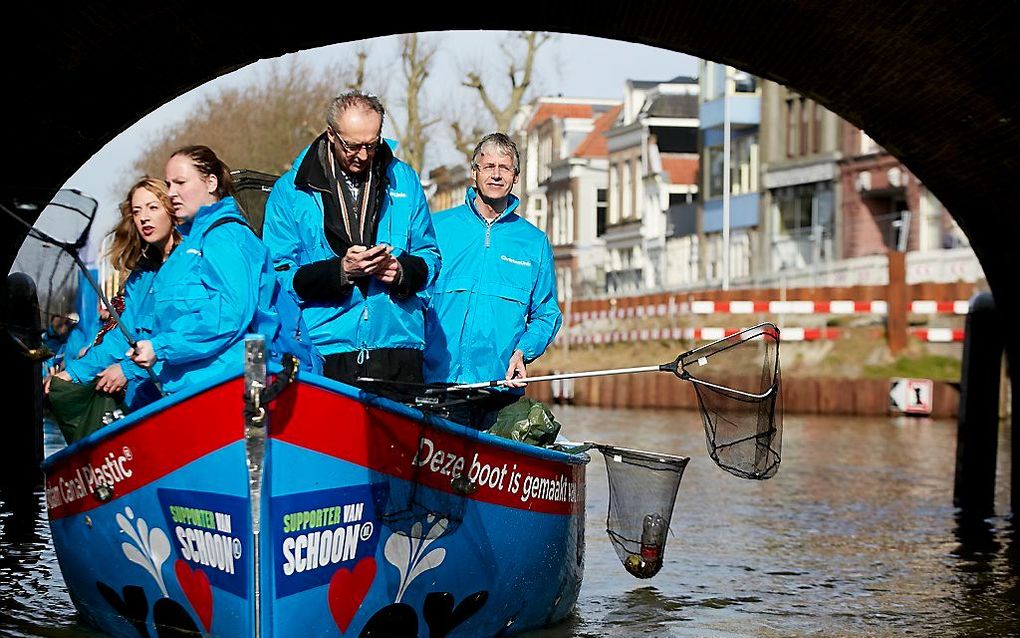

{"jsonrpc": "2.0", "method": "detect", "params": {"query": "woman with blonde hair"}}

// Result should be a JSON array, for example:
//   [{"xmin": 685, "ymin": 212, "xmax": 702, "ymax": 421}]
[{"xmin": 48, "ymin": 176, "xmax": 180, "ymax": 410}]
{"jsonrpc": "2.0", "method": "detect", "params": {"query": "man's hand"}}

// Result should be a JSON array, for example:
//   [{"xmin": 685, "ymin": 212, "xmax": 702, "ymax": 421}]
[
  {"xmin": 372, "ymin": 256, "xmax": 402, "ymax": 284},
  {"xmin": 44, "ymin": 367, "xmax": 71, "ymax": 395},
  {"xmin": 96, "ymin": 363, "xmax": 127, "ymax": 394},
  {"xmin": 505, "ymin": 349, "xmax": 528, "ymax": 388},
  {"xmin": 343, "ymin": 244, "xmax": 391, "ymax": 278},
  {"xmin": 128, "ymin": 340, "xmax": 157, "ymax": 369}
]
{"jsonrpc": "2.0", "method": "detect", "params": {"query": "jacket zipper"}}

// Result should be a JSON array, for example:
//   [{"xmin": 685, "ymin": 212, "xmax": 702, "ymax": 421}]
[{"xmin": 358, "ymin": 307, "xmax": 370, "ymax": 364}]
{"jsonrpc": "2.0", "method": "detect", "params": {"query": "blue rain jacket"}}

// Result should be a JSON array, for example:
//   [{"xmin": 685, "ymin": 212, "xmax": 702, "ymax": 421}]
[
  {"xmin": 139, "ymin": 197, "xmax": 262, "ymax": 394},
  {"xmin": 65, "ymin": 268, "xmax": 160, "ymax": 408},
  {"xmin": 263, "ymin": 141, "xmax": 440, "ymax": 356},
  {"xmin": 424, "ymin": 188, "xmax": 561, "ymax": 388}
]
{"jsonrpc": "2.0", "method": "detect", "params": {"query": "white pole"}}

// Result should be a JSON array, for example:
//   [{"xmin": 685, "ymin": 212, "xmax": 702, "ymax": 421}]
[
  {"xmin": 243, "ymin": 335, "xmax": 267, "ymax": 638},
  {"xmin": 722, "ymin": 65, "xmax": 732, "ymax": 291}
]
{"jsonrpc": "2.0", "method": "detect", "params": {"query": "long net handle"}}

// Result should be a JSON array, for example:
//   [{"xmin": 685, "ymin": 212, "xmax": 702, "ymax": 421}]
[{"xmin": 445, "ymin": 364, "xmax": 663, "ymax": 391}]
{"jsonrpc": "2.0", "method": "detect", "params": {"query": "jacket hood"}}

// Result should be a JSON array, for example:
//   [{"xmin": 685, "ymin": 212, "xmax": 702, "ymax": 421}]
[{"xmin": 183, "ymin": 196, "xmax": 244, "ymax": 237}]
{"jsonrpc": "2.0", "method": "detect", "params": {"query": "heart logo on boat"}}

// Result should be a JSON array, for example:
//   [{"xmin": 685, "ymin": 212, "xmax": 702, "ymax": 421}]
[
  {"xmin": 174, "ymin": 559, "xmax": 213, "ymax": 632},
  {"xmin": 328, "ymin": 556, "xmax": 377, "ymax": 633}
]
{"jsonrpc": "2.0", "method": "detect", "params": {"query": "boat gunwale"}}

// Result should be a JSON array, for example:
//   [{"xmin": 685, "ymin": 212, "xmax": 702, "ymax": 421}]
[{"xmin": 42, "ymin": 366, "xmax": 590, "ymax": 471}]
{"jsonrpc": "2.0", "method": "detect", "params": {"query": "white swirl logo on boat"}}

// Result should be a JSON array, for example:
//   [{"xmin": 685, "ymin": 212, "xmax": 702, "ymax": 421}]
[{"xmin": 46, "ymin": 448, "xmax": 135, "ymax": 510}]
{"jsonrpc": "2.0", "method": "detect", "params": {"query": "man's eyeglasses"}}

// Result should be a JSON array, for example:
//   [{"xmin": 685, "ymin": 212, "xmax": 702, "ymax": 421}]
[
  {"xmin": 329, "ymin": 128, "xmax": 380, "ymax": 154},
  {"xmin": 473, "ymin": 163, "xmax": 516, "ymax": 176}
]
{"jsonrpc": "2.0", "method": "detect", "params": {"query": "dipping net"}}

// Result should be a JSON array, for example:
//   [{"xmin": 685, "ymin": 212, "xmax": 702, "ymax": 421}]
[
  {"xmin": 677, "ymin": 323, "xmax": 782, "ymax": 480},
  {"xmin": 598, "ymin": 445, "xmax": 689, "ymax": 579},
  {"xmin": 8, "ymin": 189, "xmax": 99, "ymax": 323}
]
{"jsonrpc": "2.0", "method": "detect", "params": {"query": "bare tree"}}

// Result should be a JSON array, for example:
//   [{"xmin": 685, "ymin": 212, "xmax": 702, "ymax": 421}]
[
  {"xmin": 349, "ymin": 47, "xmax": 368, "ymax": 92},
  {"xmin": 390, "ymin": 34, "xmax": 440, "ymax": 176},
  {"xmin": 450, "ymin": 118, "xmax": 487, "ymax": 166},
  {"xmin": 451, "ymin": 31, "xmax": 553, "ymax": 163},
  {"xmin": 130, "ymin": 57, "xmax": 357, "ymax": 183}
]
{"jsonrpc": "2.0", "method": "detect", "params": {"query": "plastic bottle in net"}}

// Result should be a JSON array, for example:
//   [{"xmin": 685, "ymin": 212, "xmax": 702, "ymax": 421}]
[{"xmin": 598, "ymin": 445, "xmax": 689, "ymax": 579}]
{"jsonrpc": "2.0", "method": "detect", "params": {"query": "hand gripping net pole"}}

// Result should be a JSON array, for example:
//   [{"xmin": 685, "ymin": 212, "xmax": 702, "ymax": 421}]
[
  {"xmin": 670, "ymin": 322, "xmax": 783, "ymax": 480},
  {"xmin": 596, "ymin": 444, "xmax": 690, "ymax": 579}
]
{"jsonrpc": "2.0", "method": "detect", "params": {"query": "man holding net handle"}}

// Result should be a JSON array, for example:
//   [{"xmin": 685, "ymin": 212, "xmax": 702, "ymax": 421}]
[{"xmin": 424, "ymin": 133, "xmax": 561, "ymax": 428}]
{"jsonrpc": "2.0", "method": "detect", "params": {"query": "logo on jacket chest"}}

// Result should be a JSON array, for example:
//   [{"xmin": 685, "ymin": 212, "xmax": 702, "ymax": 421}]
[{"xmin": 500, "ymin": 255, "xmax": 532, "ymax": 268}]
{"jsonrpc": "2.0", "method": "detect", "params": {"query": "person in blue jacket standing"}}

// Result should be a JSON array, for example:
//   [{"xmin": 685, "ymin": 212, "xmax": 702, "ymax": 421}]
[
  {"xmin": 424, "ymin": 133, "xmax": 562, "ymax": 427},
  {"xmin": 263, "ymin": 91, "xmax": 440, "ymax": 393},
  {"xmin": 128, "ymin": 146, "xmax": 264, "ymax": 394}
]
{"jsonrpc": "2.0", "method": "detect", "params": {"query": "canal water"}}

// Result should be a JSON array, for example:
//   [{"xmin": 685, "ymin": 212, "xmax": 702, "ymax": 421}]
[{"xmin": 0, "ymin": 409, "xmax": 1015, "ymax": 637}]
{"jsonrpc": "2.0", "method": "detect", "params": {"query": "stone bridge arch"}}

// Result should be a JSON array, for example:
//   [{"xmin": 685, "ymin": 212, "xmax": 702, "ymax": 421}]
[{"xmin": 3, "ymin": 3, "xmax": 1017, "ymax": 391}]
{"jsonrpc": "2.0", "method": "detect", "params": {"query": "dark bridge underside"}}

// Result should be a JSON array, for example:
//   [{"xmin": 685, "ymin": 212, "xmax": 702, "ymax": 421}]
[{"xmin": 3, "ymin": 2, "xmax": 1018, "ymax": 367}]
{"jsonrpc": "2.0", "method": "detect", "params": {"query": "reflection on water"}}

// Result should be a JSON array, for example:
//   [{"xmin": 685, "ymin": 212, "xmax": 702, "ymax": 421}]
[
  {"xmin": 1, "ymin": 412, "xmax": 1016, "ymax": 637},
  {"xmin": 524, "ymin": 408, "xmax": 1016, "ymax": 638},
  {"xmin": 0, "ymin": 424, "xmax": 107, "ymax": 637}
]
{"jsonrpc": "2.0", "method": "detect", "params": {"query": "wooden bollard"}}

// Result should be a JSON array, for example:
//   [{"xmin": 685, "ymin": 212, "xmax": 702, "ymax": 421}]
[{"xmin": 954, "ymin": 292, "xmax": 1002, "ymax": 518}]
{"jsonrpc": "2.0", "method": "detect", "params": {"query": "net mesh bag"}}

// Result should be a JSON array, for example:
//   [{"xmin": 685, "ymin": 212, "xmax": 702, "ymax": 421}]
[
  {"xmin": 677, "ymin": 323, "xmax": 782, "ymax": 480},
  {"xmin": 599, "ymin": 445, "xmax": 689, "ymax": 579},
  {"xmin": 376, "ymin": 411, "xmax": 469, "ymax": 537}
]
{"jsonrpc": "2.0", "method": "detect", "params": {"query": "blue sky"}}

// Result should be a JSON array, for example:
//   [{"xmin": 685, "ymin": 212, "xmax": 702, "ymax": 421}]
[{"xmin": 18, "ymin": 31, "xmax": 699, "ymax": 269}]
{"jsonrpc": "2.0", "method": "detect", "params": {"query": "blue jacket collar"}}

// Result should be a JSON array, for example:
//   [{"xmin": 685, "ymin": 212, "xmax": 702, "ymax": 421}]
[
  {"xmin": 464, "ymin": 187, "xmax": 520, "ymax": 224},
  {"xmin": 180, "ymin": 197, "xmax": 240, "ymax": 237}
]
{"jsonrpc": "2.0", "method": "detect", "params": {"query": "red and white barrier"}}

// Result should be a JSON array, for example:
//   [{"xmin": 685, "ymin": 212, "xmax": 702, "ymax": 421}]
[
  {"xmin": 569, "ymin": 299, "xmax": 969, "ymax": 323},
  {"xmin": 555, "ymin": 326, "xmax": 840, "ymax": 347},
  {"xmin": 910, "ymin": 328, "xmax": 965, "ymax": 342},
  {"xmin": 556, "ymin": 325, "xmax": 965, "ymax": 346}
]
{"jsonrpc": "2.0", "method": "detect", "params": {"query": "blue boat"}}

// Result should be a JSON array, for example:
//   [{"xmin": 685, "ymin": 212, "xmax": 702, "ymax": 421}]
[{"xmin": 43, "ymin": 365, "xmax": 588, "ymax": 637}]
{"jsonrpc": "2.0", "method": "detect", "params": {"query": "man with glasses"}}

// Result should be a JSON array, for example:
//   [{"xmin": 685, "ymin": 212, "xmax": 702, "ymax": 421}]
[
  {"xmin": 263, "ymin": 91, "xmax": 440, "ymax": 392},
  {"xmin": 424, "ymin": 133, "xmax": 561, "ymax": 427}
]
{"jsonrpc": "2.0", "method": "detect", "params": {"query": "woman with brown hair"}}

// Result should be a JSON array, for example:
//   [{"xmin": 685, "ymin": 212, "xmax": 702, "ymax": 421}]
[{"xmin": 126, "ymin": 145, "xmax": 269, "ymax": 393}]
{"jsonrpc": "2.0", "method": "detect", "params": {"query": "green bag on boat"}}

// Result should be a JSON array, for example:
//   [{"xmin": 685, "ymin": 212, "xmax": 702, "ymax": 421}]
[
  {"xmin": 488, "ymin": 397, "xmax": 561, "ymax": 447},
  {"xmin": 48, "ymin": 377, "xmax": 126, "ymax": 445}
]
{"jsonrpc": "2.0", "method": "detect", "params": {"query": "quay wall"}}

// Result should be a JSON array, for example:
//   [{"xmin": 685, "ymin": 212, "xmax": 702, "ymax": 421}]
[{"xmin": 527, "ymin": 373, "xmax": 960, "ymax": 419}]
